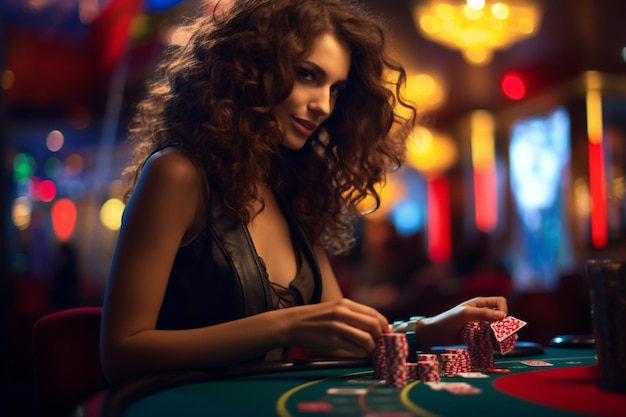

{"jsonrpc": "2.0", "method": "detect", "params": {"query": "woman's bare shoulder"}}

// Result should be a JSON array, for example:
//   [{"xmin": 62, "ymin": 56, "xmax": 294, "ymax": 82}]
[
  {"xmin": 140, "ymin": 146, "xmax": 204, "ymax": 191},
  {"xmin": 123, "ymin": 147, "xmax": 206, "ymax": 236}
]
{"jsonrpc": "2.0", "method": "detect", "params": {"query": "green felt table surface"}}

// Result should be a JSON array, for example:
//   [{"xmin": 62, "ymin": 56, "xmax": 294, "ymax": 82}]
[{"xmin": 104, "ymin": 347, "xmax": 598, "ymax": 417}]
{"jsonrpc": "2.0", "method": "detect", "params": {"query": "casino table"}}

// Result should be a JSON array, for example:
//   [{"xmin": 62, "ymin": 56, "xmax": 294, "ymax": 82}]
[{"xmin": 79, "ymin": 347, "xmax": 626, "ymax": 417}]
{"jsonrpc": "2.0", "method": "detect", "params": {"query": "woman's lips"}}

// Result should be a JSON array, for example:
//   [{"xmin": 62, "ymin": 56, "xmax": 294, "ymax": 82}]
[{"xmin": 292, "ymin": 117, "xmax": 317, "ymax": 136}]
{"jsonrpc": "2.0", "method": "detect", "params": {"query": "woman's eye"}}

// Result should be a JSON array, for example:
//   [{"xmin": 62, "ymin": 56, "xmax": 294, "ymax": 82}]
[
  {"xmin": 296, "ymin": 68, "xmax": 315, "ymax": 82},
  {"xmin": 330, "ymin": 83, "xmax": 346, "ymax": 97}
]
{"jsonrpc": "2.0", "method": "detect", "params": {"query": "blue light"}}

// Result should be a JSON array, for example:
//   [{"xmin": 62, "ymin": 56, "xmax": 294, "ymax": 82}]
[
  {"xmin": 391, "ymin": 200, "xmax": 423, "ymax": 237},
  {"xmin": 146, "ymin": 0, "xmax": 185, "ymax": 11}
]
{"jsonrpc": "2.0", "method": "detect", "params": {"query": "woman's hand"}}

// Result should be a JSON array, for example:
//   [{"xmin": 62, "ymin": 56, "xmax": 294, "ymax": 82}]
[
  {"xmin": 416, "ymin": 296, "xmax": 508, "ymax": 349},
  {"xmin": 281, "ymin": 298, "xmax": 390, "ymax": 358}
]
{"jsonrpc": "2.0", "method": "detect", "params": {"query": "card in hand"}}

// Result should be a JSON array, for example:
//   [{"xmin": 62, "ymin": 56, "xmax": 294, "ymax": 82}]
[{"xmin": 490, "ymin": 316, "xmax": 527, "ymax": 342}]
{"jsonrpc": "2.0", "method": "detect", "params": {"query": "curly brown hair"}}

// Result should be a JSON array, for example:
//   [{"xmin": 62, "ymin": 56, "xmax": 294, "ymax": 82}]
[{"xmin": 123, "ymin": 0, "xmax": 416, "ymax": 254}]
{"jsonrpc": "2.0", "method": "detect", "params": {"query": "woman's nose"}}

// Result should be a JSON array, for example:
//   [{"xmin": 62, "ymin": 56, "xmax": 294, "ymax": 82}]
[{"xmin": 308, "ymin": 89, "xmax": 332, "ymax": 116}]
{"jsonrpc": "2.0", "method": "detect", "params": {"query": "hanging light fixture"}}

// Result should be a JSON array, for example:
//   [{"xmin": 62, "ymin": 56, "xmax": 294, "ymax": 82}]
[{"xmin": 411, "ymin": 0, "xmax": 543, "ymax": 66}]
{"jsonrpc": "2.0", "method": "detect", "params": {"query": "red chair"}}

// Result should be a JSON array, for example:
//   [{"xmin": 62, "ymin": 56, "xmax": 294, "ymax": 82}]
[{"xmin": 32, "ymin": 307, "xmax": 107, "ymax": 417}]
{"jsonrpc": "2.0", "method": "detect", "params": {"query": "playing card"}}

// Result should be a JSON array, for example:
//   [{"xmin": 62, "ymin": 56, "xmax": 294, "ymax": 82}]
[
  {"xmin": 490, "ymin": 316, "xmax": 527, "ymax": 342},
  {"xmin": 493, "ymin": 333, "xmax": 518, "ymax": 355},
  {"xmin": 425, "ymin": 382, "xmax": 446, "ymax": 390},
  {"xmin": 457, "ymin": 372, "xmax": 489, "ymax": 378},
  {"xmin": 428, "ymin": 382, "xmax": 482, "ymax": 394},
  {"xmin": 444, "ymin": 383, "xmax": 482, "ymax": 394},
  {"xmin": 326, "ymin": 387, "xmax": 368, "ymax": 395},
  {"xmin": 521, "ymin": 360, "xmax": 554, "ymax": 367}
]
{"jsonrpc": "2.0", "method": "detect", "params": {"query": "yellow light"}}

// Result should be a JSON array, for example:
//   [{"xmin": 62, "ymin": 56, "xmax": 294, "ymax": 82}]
[
  {"xmin": 585, "ymin": 71, "xmax": 603, "ymax": 144},
  {"xmin": 12, "ymin": 197, "xmax": 32, "ymax": 231},
  {"xmin": 360, "ymin": 177, "xmax": 408, "ymax": 220},
  {"xmin": 467, "ymin": 0, "xmax": 486, "ymax": 9},
  {"xmin": 574, "ymin": 177, "xmax": 591, "ymax": 218},
  {"xmin": 491, "ymin": 3, "xmax": 509, "ymax": 19},
  {"xmin": 405, "ymin": 126, "xmax": 458, "ymax": 174},
  {"xmin": 463, "ymin": 5, "xmax": 483, "ymax": 20},
  {"xmin": 470, "ymin": 110, "xmax": 495, "ymax": 169},
  {"xmin": 403, "ymin": 73, "xmax": 447, "ymax": 111},
  {"xmin": 100, "ymin": 198, "xmax": 125, "ymax": 231},
  {"xmin": 436, "ymin": 3, "xmax": 456, "ymax": 20},
  {"xmin": 413, "ymin": 0, "xmax": 542, "ymax": 66}
]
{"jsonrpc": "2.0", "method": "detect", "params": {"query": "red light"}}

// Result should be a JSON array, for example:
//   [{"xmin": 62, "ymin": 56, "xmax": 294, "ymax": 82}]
[
  {"xmin": 501, "ymin": 73, "xmax": 526, "ymax": 100},
  {"xmin": 51, "ymin": 199, "xmax": 77, "ymax": 241},
  {"xmin": 474, "ymin": 166, "xmax": 498, "ymax": 231},
  {"xmin": 427, "ymin": 175, "xmax": 451, "ymax": 263},
  {"xmin": 39, "ymin": 180, "xmax": 57, "ymax": 202}
]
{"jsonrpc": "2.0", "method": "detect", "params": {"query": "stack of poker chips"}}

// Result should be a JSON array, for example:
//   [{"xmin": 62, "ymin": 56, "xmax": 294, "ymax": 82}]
[
  {"xmin": 414, "ymin": 352, "xmax": 439, "ymax": 381},
  {"xmin": 373, "ymin": 336, "xmax": 387, "ymax": 379},
  {"xmin": 463, "ymin": 321, "xmax": 495, "ymax": 370},
  {"xmin": 442, "ymin": 347, "xmax": 472, "ymax": 375},
  {"xmin": 373, "ymin": 337, "xmax": 477, "ymax": 383},
  {"xmin": 439, "ymin": 353, "xmax": 459, "ymax": 377},
  {"xmin": 416, "ymin": 360, "xmax": 439, "ymax": 382},
  {"xmin": 382, "ymin": 333, "xmax": 409, "ymax": 387},
  {"xmin": 406, "ymin": 362, "xmax": 418, "ymax": 380}
]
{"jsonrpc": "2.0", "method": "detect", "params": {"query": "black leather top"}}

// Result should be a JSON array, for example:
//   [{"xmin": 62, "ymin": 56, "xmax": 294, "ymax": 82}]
[{"xmin": 156, "ymin": 184, "xmax": 323, "ymax": 331}]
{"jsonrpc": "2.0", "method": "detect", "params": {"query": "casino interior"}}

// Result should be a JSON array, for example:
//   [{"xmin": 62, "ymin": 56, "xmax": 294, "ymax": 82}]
[{"xmin": 2, "ymin": 0, "xmax": 626, "ymax": 416}]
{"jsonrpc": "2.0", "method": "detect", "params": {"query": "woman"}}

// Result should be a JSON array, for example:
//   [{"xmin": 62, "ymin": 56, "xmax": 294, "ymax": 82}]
[{"xmin": 100, "ymin": 0, "xmax": 507, "ymax": 384}]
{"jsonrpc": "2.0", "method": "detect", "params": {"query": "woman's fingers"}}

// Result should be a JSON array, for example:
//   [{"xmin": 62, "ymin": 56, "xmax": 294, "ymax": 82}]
[
  {"xmin": 334, "ymin": 299, "xmax": 389, "ymax": 335},
  {"xmin": 289, "ymin": 299, "xmax": 388, "ymax": 356},
  {"xmin": 468, "ymin": 296, "xmax": 508, "ymax": 314},
  {"xmin": 463, "ymin": 296, "xmax": 508, "ymax": 321},
  {"xmin": 465, "ymin": 305, "xmax": 506, "ymax": 322}
]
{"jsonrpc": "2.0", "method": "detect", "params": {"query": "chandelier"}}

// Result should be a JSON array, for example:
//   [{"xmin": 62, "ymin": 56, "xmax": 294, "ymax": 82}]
[{"xmin": 411, "ymin": 0, "xmax": 542, "ymax": 65}]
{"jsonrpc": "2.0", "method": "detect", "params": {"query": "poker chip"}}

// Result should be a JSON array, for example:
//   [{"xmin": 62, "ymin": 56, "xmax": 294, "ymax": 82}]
[{"xmin": 416, "ymin": 353, "xmax": 438, "ymax": 362}]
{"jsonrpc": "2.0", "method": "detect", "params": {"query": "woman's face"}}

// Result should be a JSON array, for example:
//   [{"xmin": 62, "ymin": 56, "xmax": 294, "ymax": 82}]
[{"xmin": 272, "ymin": 33, "xmax": 351, "ymax": 150}]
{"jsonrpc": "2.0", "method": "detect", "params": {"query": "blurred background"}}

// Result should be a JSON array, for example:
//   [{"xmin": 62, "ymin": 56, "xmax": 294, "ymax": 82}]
[{"xmin": 2, "ymin": 0, "xmax": 625, "ymax": 415}]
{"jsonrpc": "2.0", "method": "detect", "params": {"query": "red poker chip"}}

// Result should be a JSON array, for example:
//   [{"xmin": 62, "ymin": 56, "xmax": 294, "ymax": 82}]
[
  {"xmin": 296, "ymin": 401, "xmax": 333, "ymax": 412},
  {"xmin": 481, "ymin": 368, "xmax": 511, "ymax": 374}
]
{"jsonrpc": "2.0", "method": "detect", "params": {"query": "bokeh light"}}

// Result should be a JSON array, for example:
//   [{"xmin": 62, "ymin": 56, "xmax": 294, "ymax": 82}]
[
  {"xmin": 405, "ymin": 127, "xmax": 458, "ymax": 174},
  {"xmin": 51, "ymin": 198, "xmax": 77, "ymax": 241},
  {"xmin": 391, "ymin": 200, "xmax": 424, "ymax": 236},
  {"xmin": 100, "ymin": 198, "xmax": 125, "ymax": 231},
  {"xmin": 2, "ymin": 69, "xmax": 15, "ymax": 90},
  {"xmin": 46, "ymin": 129, "xmax": 64, "ymax": 152},
  {"xmin": 501, "ymin": 72, "xmax": 526, "ymax": 100},
  {"xmin": 65, "ymin": 153, "xmax": 85, "ymax": 175},
  {"xmin": 39, "ymin": 180, "xmax": 57, "ymax": 202},
  {"xmin": 29, "ymin": 177, "xmax": 57, "ymax": 202},
  {"xmin": 13, "ymin": 152, "xmax": 36, "ymax": 184},
  {"xmin": 44, "ymin": 157, "xmax": 63, "ymax": 178},
  {"xmin": 12, "ymin": 197, "xmax": 32, "ymax": 230},
  {"xmin": 146, "ymin": 0, "xmax": 184, "ymax": 11}
]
